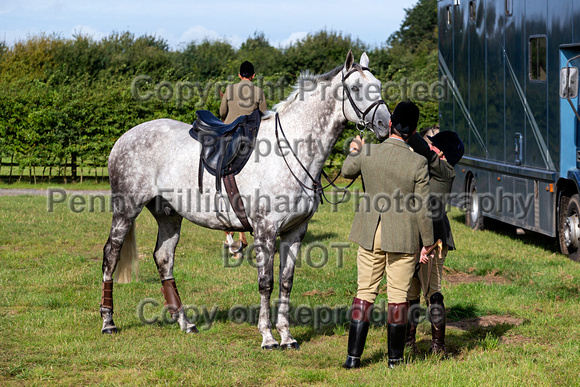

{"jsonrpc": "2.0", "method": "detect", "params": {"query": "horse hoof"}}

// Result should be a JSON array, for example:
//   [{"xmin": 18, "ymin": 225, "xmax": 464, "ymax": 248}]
[
  {"xmin": 280, "ymin": 342, "xmax": 300, "ymax": 350},
  {"xmin": 101, "ymin": 327, "xmax": 117, "ymax": 334},
  {"xmin": 262, "ymin": 343, "xmax": 280, "ymax": 350},
  {"xmin": 186, "ymin": 326, "xmax": 199, "ymax": 334}
]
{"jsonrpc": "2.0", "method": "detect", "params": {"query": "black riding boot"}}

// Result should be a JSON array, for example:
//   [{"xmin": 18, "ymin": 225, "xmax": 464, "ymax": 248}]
[
  {"xmin": 387, "ymin": 302, "xmax": 409, "ymax": 368},
  {"xmin": 343, "ymin": 297, "xmax": 372, "ymax": 369},
  {"xmin": 429, "ymin": 292, "xmax": 446, "ymax": 354},
  {"xmin": 405, "ymin": 299, "xmax": 421, "ymax": 351}
]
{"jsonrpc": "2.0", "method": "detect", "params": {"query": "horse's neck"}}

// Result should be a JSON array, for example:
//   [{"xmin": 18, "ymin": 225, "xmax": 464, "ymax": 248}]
[{"xmin": 274, "ymin": 88, "xmax": 345, "ymax": 177}]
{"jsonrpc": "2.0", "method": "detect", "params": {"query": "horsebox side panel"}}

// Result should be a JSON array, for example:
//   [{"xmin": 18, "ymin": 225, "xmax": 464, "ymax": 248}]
[
  {"xmin": 484, "ymin": 0, "xmax": 505, "ymax": 162},
  {"xmin": 576, "ymin": 1, "xmax": 580, "ymax": 44},
  {"xmin": 490, "ymin": 174, "xmax": 514, "ymax": 221},
  {"xmin": 453, "ymin": 0, "xmax": 471, "ymax": 157},
  {"xmin": 439, "ymin": 0, "xmax": 455, "ymax": 141},
  {"xmin": 504, "ymin": 0, "xmax": 526, "ymax": 166},
  {"xmin": 469, "ymin": 0, "xmax": 487, "ymax": 160},
  {"xmin": 547, "ymin": 0, "xmax": 573, "ymax": 174},
  {"xmin": 450, "ymin": 164, "xmax": 466, "ymax": 209},
  {"xmin": 538, "ymin": 179, "xmax": 555, "ymax": 236},
  {"xmin": 524, "ymin": 0, "xmax": 549, "ymax": 170}
]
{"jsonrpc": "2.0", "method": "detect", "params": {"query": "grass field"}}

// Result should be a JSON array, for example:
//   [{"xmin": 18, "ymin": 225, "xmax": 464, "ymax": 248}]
[{"xmin": 1, "ymin": 188, "xmax": 579, "ymax": 386}]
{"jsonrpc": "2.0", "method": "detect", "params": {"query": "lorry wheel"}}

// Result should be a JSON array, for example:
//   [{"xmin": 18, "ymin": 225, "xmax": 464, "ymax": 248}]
[
  {"xmin": 466, "ymin": 178, "xmax": 485, "ymax": 230},
  {"xmin": 560, "ymin": 194, "xmax": 580, "ymax": 262}
]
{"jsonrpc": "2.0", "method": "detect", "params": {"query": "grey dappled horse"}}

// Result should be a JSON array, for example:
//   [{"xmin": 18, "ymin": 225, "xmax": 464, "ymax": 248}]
[{"xmin": 100, "ymin": 51, "xmax": 390, "ymax": 349}]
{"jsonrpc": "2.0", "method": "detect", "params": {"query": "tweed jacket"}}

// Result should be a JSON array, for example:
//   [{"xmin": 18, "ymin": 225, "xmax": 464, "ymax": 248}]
[
  {"xmin": 408, "ymin": 133, "xmax": 456, "ymax": 249},
  {"xmin": 219, "ymin": 79, "xmax": 267, "ymax": 124},
  {"xmin": 342, "ymin": 137, "xmax": 434, "ymax": 254}
]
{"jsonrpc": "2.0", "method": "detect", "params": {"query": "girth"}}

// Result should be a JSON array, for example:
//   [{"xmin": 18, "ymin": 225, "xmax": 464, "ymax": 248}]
[{"xmin": 190, "ymin": 109, "xmax": 261, "ymax": 232}]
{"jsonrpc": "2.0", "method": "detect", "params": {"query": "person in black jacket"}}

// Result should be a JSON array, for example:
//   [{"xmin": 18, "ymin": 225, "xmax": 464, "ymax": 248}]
[{"xmin": 406, "ymin": 130, "xmax": 464, "ymax": 354}]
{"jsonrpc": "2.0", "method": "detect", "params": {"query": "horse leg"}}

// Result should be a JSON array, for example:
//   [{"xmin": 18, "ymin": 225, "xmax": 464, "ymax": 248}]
[
  {"xmin": 239, "ymin": 232, "xmax": 248, "ymax": 247},
  {"xmin": 253, "ymin": 223, "xmax": 278, "ymax": 349},
  {"xmin": 147, "ymin": 201, "xmax": 198, "ymax": 333},
  {"xmin": 101, "ymin": 214, "xmax": 135, "ymax": 334},
  {"xmin": 277, "ymin": 224, "xmax": 308, "ymax": 349}
]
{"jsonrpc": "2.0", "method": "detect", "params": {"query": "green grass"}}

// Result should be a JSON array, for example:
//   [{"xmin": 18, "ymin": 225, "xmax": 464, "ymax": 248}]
[{"xmin": 1, "ymin": 190, "xmax": 579, "ymax": 386}]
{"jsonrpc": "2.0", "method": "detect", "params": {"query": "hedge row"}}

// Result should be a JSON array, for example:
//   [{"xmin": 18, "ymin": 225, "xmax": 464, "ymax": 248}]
[{"xmin": 0, "ymin": 1, "xmax": 438, "ymax": 178}]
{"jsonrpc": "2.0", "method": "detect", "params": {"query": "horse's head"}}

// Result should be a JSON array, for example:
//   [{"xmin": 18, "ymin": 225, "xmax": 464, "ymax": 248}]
[{"xmin": 341, "ymin": 50, "xmax": 390, "ymax": 141}]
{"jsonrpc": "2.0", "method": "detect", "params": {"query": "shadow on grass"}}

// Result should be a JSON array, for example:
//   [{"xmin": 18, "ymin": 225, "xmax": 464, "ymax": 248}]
[
  {"xmin": 111, "ymin": 300, "xmax": 525, "ymax": 368},
  {"xmin": 451, "ymin": 212, "xmax": 560, "ymax": 254},
  {"xmin": 293, "ymin": 324, "xmax": 345, "ymax": 344},
  {"xmin": 446, "ymin": 303, "xmax": 481, "ymax": 321},
  {"xmin": 360, "ymin": 316, "xmax": 520, "ymax": 366},
  {"xmin": 302, "ymin": 231, "xmax": 340, "ymax": 243},
  {"xmin": 409, "ymin": 301, "xmax": 523, "ymax": 360}
]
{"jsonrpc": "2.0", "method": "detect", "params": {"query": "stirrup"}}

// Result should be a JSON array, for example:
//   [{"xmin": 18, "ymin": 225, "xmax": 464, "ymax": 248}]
[{"xmin": 224, "ymin": 240, "xmax": 247, "ymax": 254}]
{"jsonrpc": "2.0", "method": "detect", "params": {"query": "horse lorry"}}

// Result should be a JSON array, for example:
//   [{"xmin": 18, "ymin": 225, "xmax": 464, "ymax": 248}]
[{"xmin": 438, "ymin": 0, "xmax": 580, "ymax": 261}]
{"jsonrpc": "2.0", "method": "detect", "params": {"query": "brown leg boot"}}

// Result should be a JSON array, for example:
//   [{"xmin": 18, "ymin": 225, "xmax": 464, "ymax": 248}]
[
  {"xmin": 161, "ymin": 278, "xmax": 183, "ymax": 318},
  {"xmin": 161, "ymin": 278, "xmax": 199, "ymax": 333},
  {"xmin": 343, "ymin": 297, "xmax": 373, "ymax": 369},
  {"xmin": 405, "ymin": 299, "xmax": 420, "ymax": 352},
  {"xmin": 100, "ymin": 280, "xmax": 117, "ymax": 334},
  {"xmin": 429, "ymin": 292, "xmax": 446, "ymax": 354},
  {"xmin": 387, "ymin": 302, "xmax": 409, "ymax": 368}
]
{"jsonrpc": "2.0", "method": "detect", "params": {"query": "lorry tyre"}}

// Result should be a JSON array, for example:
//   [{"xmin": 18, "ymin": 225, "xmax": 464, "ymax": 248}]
[
  {"xmin": 560, "ymin": 194, "xmax": 580, "ymax": 262},
  {"xmin": 466, "ymin": 178, "xmax": 485, "ymax": 231}
]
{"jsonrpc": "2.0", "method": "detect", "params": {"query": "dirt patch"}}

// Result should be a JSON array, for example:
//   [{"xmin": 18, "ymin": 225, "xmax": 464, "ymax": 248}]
[
  {"xmin": 500, "ymin": 334, "xmax": 534, "ymax": 345},
  {"xmin": 443, "ymin": 266, "xmax": 510, "ymax": 285},
  {"xmin": 447, "ymin": 315, "xmax": 524, "ymax": 330},
  {"xmin": 302, "ymin": 289, "xmax": 335, "ymax": 297}
]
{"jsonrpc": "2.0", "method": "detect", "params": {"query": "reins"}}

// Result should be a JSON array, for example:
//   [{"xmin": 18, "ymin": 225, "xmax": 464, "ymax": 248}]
[
  {"xmin": 274, "ymin": 113, "xmax": 322, "ymax": 195},
  {"xmin": 274, "ymin": 112, "xmax": 355, "ymax": 205}
]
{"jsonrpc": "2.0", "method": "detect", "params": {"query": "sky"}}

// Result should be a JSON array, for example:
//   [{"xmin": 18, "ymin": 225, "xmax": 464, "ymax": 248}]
[{"xmin": 0, "ymin": 0, "xmax": 419, "ymax": 49}]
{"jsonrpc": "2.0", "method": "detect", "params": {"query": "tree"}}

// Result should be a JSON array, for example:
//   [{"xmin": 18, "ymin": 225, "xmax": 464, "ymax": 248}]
[
  {"xmin": 234, "ymin": 32, "xmax": 283, "ymax": 77},
  {"xmin": 388, "ymin": 0, "xmax": 437, "ymax": 52},
  {"xmin": 283, "ymin": 30, "xmax": 367, "ymax": 78},
  {"xmin": 179, "ymin": 39, "xmax": 235, "ymax": 81}
]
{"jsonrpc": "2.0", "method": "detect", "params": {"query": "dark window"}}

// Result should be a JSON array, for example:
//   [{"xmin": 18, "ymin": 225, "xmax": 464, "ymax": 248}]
[
  {"xmin": 529, "ymin": 36, "xmax": 547, "ymax": 81},
  {"xmin": 469, "ymin": 1, "xmax": 476, "ymax": 21},
  {"xmin": 505, "ymin": 0, "xmax": 513, "ymax": 16}
]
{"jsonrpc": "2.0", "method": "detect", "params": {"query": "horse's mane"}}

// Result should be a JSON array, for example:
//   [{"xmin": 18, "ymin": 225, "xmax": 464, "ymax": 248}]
[{"xmin": 263, "ymin": 65, "xmax": 345, "ymax": 119}]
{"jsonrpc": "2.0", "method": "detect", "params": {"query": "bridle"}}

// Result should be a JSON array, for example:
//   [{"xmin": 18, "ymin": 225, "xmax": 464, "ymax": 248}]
[
  {"xmin": 274, "ymin": 63, "xmax": 389, "ymax": 205},
  {"xmin": 341, "ymin": 64, "xmax": 390, "ymax": 132}
]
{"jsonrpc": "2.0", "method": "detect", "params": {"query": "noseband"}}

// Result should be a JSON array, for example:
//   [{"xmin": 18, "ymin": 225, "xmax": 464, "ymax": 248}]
[{"xmin": 341, "ymin": 65, "xmax": 389, "ymax": 132}]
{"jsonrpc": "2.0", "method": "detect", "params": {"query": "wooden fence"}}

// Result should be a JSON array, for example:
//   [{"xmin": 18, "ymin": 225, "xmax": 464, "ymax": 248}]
[{"xmin": 0, "ymin": 154, "xmax": 108, "ymax": 183}]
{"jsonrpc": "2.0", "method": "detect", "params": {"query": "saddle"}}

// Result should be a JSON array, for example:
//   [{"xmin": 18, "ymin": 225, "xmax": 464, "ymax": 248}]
[{"xmin": 189, "ymin": 109, "xmax": 262, "ymax": 231}]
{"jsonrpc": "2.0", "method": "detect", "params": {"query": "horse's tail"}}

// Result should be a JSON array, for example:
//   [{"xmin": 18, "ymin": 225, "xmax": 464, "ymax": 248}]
[{"xmin": 114, "ymin": 221, "xmax": 138, "ymax": 284}]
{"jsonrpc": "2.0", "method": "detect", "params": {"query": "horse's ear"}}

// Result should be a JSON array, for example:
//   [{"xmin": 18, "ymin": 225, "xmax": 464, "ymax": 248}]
[
  {"xmin": 360, "ymin": 52, "xmax": 369, "ymax": 68},
  {"xmin": 345, "ymin": 50, "xmax": 354, "ymax": 71}
]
